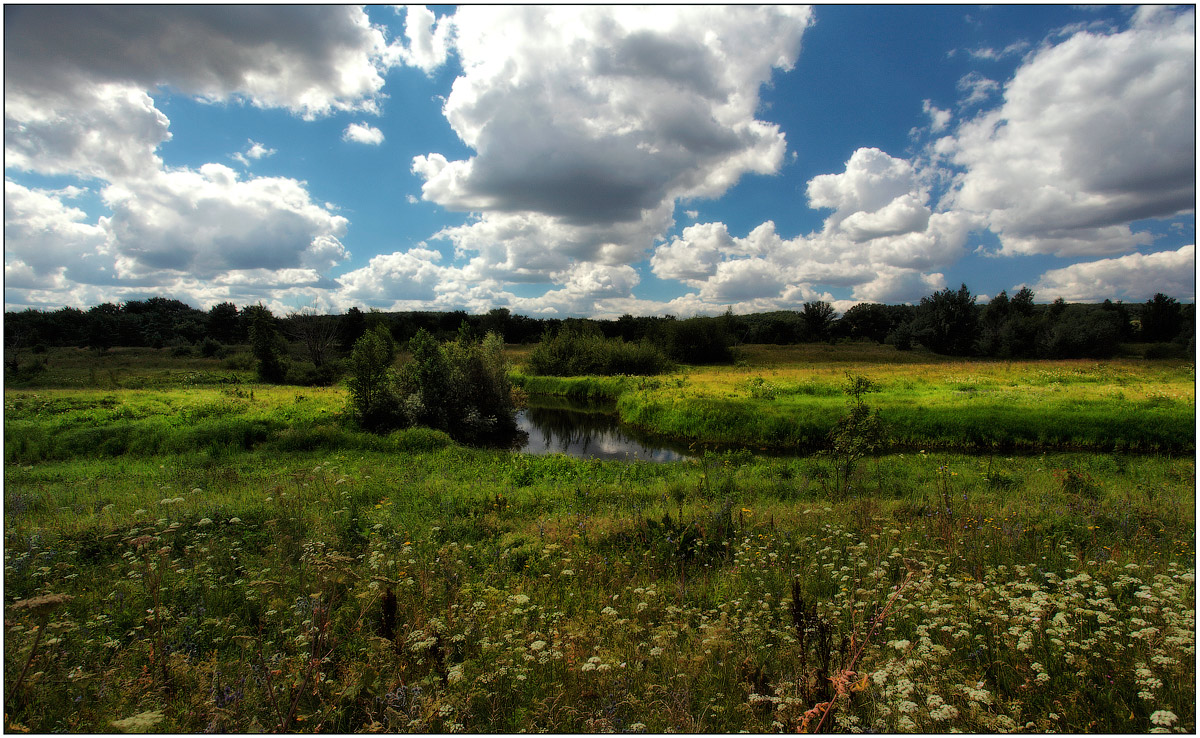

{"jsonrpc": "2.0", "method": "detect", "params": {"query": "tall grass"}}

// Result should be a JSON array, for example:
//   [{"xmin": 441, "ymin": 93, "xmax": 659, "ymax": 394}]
[{"xmin": 3, "ymin": 442, "xmax": 1193, "ymax": 732}]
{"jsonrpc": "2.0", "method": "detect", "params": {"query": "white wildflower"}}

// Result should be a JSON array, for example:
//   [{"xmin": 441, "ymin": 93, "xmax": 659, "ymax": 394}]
[{"xmin": 1150, "ymin": 711, "xmax": 1178, "ymax": 727}]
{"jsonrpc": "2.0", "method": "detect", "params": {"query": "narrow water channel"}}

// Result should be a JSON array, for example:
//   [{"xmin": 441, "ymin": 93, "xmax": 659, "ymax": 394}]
[{"xmin": 514, "ymin": 396, "xmax": 693, "ymax": 462}]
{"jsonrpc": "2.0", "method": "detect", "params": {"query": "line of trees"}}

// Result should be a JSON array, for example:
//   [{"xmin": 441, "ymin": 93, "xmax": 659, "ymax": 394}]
[{"xmin": 4, "ymin": 288, "xmax": 1194, "ymax": 376}]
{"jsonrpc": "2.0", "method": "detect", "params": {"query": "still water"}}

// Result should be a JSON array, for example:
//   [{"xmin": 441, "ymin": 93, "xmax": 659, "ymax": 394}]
[{"xmin": 514, "ymin": 396, "xmax": 693, "ymax": 463}]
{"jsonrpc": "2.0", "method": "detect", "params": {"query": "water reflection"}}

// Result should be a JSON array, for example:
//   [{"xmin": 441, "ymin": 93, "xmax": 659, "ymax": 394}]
[{"xmin": 515, "ymin": 397, "xmax": 693, "ymax": 463}]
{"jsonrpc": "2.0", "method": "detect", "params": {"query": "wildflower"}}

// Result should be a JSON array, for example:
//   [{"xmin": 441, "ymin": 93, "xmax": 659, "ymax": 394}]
[
  {"xmin": 1150, "ymin": 711, "xmax": 1178, "ymax": 727},
  {"xmin": 561, "ymin": 569, "xmax": 574, "ymax": 577},
  {"xmin": 111, "ymin": 711, "xmax": 164, "ymax": 732},
  {"xmin": 530, "ymin": 640, "xmax": 547, "ymax": 651},
  {"xmin": 197, "ymin": 518, "xmax": 213, "ymax": 527},
  {"xmin": 12, "ymin": 593, "xmax": 74, "ymax": 619},
  {"xmin": 228, "ymin": 517, "xmax": 242, "ymax": 525},
  {"xmin": 601, "ymin": 606, "xmax": 618, "ymax": 617},
  {"xmin": 508, "ymin": 594, "xmax": 530, "ymax": 605}
]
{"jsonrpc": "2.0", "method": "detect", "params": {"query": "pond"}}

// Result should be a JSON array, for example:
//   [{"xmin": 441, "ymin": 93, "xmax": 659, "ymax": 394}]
[{"xmin": 514, "ymin": 395, "xmax": 694, "ymax": 463}]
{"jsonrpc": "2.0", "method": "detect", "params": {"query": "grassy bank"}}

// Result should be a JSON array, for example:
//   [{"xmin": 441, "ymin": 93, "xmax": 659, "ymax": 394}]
[
  {"xmin": 517, "ymin": 345, "xmax": 1195, "ymax": 453},
  {"xmin": 4, "ymin": 441, "xmax": 1194, "ymax": 733}
]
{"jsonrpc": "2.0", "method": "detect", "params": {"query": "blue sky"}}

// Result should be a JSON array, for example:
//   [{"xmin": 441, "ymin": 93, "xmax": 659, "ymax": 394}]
[{"xmin": 4, "ymin": 5, "xmax": 1194, "ymax": 317}]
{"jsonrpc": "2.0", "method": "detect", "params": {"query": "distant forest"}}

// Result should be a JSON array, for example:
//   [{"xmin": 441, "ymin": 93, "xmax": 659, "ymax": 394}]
[{"xmin": 4, "ymin": 285, "xmax": 1194, "ymax": 376}]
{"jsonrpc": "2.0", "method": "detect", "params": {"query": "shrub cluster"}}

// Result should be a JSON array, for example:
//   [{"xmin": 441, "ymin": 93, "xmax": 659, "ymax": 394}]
[
  {"xmin": 654, "ymin": 314, "xmax": 736, "ymax": 364},
  {"xmin": 526, "ymin": 325, "xmax": 673, "ymax": 376},
  {"xmin": 347, "ymin": 325, "xmax": 516, "ymax": 443}
]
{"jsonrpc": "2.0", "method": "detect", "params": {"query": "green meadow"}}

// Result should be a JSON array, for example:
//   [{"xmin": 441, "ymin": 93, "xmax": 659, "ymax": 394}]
[{"xmin": 3, "ymin": 344, "xmax": 1195, "ymax": 733}]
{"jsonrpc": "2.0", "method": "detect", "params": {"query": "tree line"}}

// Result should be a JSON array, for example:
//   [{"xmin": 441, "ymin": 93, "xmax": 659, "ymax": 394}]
[{"xmin": 4, "ymin": 287, "xmax": 1194, "ymax": 375}]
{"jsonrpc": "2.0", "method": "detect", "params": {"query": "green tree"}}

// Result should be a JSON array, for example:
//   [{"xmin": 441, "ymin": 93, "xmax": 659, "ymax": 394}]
[
  {"xmin": 391, "ymin": 327, "xmax": 517, "ymax": 442},
  {"xmin": 338, "ymin": 306, "xmax": 367, "ymax": 352},
  {"xmin": 911, "ymin": 284, "xmax": 979, "ymax": 356},
  {"xmin": 245, "ymin": 304, "xmax": 288, "ymax": 383},
  {"xmin": 976, "ymin": 290, "xmax": 1010, "ymax": 356},
  {"xmin": 346, "ymin": 324, "xmax": 400, "ymax": 430},
  {"xmin": 1141, "ymin": 293, "xmax": 1183, "ymax": 343},
  {"xmin": 1038, "ymin": 305, "xmax": 1122, "ymax": 359},
  {"xmin": 839, "ymin": 303, "xmax": 895, "ymax": 343},
  {"xmin": 207, "ymin": 302, "xmax": 241, "ymax": 344}
]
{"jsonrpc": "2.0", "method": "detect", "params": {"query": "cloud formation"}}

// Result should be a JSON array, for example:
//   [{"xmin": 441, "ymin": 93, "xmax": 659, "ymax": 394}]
[
  {"xmin": 401, "ymin": 6, "xmax": 813, "ymax": 279},
  {"xmin": 3, "ymin": 6, "xmax": 1192, "ymax": 316},
  {"xmin": 3, "ymin": 6, "xmax": 382, "ymax": 308},
  {"xmin": 343, "ymin": 123, "xmax": 385, "ymax": 145},
  {"xmin": 4, "ymin": 6, "xmax": 393, "ymax": 118},
  {"xmin": 233, "ymin": 140, "xmax": 276, "ymax": 166},
  {"xmin": 648, "ymin": 147, "xmax": 970, "ymax": 309},
  {"xmin": 939, "ymin": 6, "xmax": 1195, "ymax": 257},
  {"xmin": 1031, "ymin": 245, "xmax": 1196, "ymax": 302}
]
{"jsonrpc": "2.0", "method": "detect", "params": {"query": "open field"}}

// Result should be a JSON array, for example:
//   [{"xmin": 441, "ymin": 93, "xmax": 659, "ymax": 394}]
[{"xmin": 3, "ymin": 345, "xmax": 1195, "ymax": 732}]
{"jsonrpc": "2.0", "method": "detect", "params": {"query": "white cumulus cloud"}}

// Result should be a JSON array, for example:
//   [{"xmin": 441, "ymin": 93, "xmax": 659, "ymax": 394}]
[
  {"xmin": 407, "ymin": 5, "xmax": 813, "ymax": 287},
  {"xmin": 940, "ymin": 7, "xmax": 1195, "ymax": 257},
  {"xmin": 233, "ymin": 140, "xmax": 276, "ymax": 166},
  {"xmin": 343, "ymin": 123, "xmax": 385, "ymax": 146},
  {"xmin": 3, "ymin": 6, "xmax": 375, "ymax": 309},
  {"xmin": 649, "ymin": 147, "xmax": 975, "ymax": 310},
  {"xmin": 4, "ymin": 6, "xmax": 392, "ymax": 119},
  {"xmin": 1031, "ymin": 245, "xmax": 1196, "ymax": 302}
]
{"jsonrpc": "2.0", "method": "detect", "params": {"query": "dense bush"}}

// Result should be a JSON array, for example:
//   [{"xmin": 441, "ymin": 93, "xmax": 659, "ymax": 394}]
[
  {"xmin": 655, "ymin": 315, "xmax": 736, "ymax": 364},
  {"xmin": 347, "ymin": 325, "xmax": 517, "ymax": 442},
  {"xmin": 526, "ymin": 325, "xmax": 673, "ymax": 376},
  {"xmin": 398, "ymin": 327, "xmax": 517, "ymax": 442},
  {"xmin": 1038, "ymin": 305, "xmax": 1123, "ymax": 359}
]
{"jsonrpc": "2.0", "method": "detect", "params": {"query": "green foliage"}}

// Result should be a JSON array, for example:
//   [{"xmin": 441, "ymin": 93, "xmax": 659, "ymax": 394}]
[
  {"xmin": 3, "ymin": 442, "xmax": 1193, "ymax": 733},
  {"xmin": 1141, "ymin": 292, "xmax": 1184, "ymax": 342},
  {"xmin": 346, "ymin": 325, "xmax": 401, "ymax": 431},
  {"xmin": 800, "ymin": 300, "xmax": 836, "ymax": 342},
  {"xmin": 346, "ymin": 326, "xmax": 518, "ymax": 442},
  {"xmin": 206, "ymin": 302, "xmax": 241, "ymax": 344},
  {"xmin": 911, "ymin": 284, "xmax": 979, "ymax": 356},
  {"xmin": 656, "ymin": 314, "xmax": 736, "ymax": 364},
  {"xmin": 410, "ymin": 326, "xmax": 517, "ymax": 443},
  {"xmin": 526, "ymin": 324, "xmax": 672, "ymax": 376},
  {"xmin": 822, "ymin": 374, "xmax": 887, "ymax": 497},
  {"xmin": 1038, "ymin": 305, "xmax": 1122, "ymax": 358},
  {"xmin": 0, "ymin": 357, "xmax": 1195, "ymax": 734},
  {"xmin": 245, "ymin": 305, "xmax": 288, "ymax": 383},
  {"xmin": 199, "ymin": 337, "xmax": 223, "ymax": 358}
]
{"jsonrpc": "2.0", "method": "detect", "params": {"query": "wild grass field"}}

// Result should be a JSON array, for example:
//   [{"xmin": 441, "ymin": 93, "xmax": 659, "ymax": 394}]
[{"xmin": 3, "ymin": 344, "xmax": 1195, "ymax": 733}]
